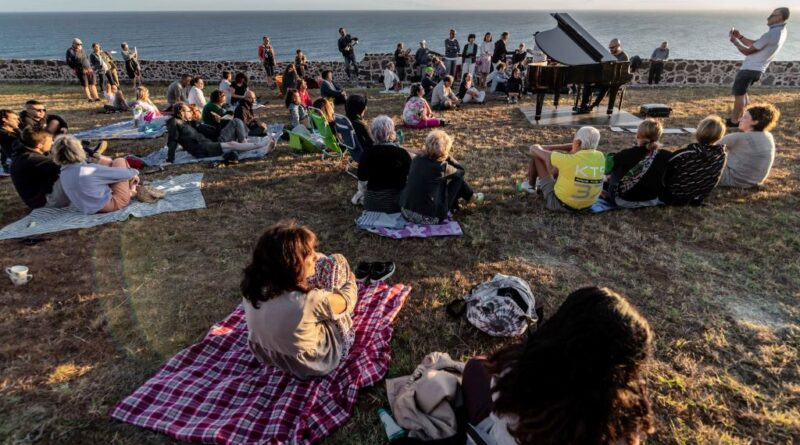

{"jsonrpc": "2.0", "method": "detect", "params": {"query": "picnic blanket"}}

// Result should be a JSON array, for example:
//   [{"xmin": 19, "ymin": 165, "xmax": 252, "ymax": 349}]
[
  {"xmin": 356, "ymin": 211, "xmax": 463, "ymax": 239},
  {"xmin": 0, "ymin": 173, "xmax": 205, "ymax": 240},
  {"xmin": 111, "ymin": 281, "xmax": 412, "ymax": 445},
  {"xmin": 137, "ymin": 124, "xmax": 283, "ymax": 166},
  {"xmin": 73, "ymin": 120, "xmax": 168, "ymax": 140},
  {"xmin": 379, "ymin": 87, "xmax": 411, "ymax": 95}
]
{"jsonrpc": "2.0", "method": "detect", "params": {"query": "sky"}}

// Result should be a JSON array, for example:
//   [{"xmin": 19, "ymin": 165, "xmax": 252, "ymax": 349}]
[{"xmin": 4, "ymin": 0, "xmax": 771, "ymax": 12}]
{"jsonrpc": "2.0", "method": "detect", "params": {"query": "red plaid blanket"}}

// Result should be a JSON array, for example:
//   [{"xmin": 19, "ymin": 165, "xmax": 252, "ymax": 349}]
[{"xmin": 111, "ymin": 282, "xmax": 411, "ymax": 444}]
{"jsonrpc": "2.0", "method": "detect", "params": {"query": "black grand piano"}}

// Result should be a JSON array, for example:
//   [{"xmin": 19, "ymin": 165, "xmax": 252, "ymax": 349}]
[{"xmin": 528, "ymin": 13, "xmax": 633, "ymax": 122}]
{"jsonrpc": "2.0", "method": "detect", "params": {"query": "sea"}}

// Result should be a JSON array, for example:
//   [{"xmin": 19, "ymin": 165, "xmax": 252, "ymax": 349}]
[{"xmin": 0, "ymin": 10, "xmax": 796, "ymax": 62}]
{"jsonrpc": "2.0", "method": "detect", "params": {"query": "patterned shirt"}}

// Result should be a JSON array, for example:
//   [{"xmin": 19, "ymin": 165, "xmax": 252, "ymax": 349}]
[{"xmin": 660, "ymin": 142, "xmax": 727, "ymax": 205}]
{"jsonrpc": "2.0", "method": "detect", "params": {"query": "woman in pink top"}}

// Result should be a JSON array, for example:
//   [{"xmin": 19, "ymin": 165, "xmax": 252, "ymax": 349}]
[{"xmin": 402, "ymin": 83, "xmax": 445, "ymax": 129}]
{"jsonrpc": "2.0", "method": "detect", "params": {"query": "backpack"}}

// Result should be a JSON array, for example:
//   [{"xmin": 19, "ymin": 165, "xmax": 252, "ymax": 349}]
[{"xmin": 447, "ymin": 274, "xmax": 537, "ymax": 337}]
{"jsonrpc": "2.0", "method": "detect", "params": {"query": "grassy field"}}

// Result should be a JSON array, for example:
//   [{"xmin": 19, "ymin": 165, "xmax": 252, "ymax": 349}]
[{"xmin": 0, "ymin": 81, "xmax": 798, "ymax": 445}]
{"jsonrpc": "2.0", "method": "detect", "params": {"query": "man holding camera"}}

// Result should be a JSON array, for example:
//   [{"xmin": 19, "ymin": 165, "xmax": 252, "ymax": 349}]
[
  {"xmin": 338, "ymin": 27, "xmax": 360, "ymax": 80},
  {"xmin": 727, "ymin": 7, "xmax": 789, "ymax": 127}
]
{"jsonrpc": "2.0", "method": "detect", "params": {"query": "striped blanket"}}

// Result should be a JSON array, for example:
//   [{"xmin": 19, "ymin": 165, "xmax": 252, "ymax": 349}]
[
  {"xmin": 0, "ymin": 173, "xmax": 205, "ymax": 240},
  {"xmin": 111, "ymin": 281, "xmax": 411, "ymax": 444}
]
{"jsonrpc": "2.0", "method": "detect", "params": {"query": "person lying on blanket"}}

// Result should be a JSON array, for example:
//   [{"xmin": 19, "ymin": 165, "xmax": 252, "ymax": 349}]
[
  {"xmin": 604, "ymin": 119, "xmax": 671, "ymax": 209},
  {"xmin": 51, "ymin": 134, "xmax": 142, "ymax": 214},
  {"xmin": 241, "ymin": 222, "xmax": 358, "ymax": 379},
  {"xmin": 461, "ymin": 287, "xmax": 655, "ymax": 445},
  {"xmin": 521, "ymin": 126, "xmax": 605, "ymax": 212},
  {"xmin": 165, "ymin": 102, "xmax": 274, "ymax": 164},
  {"xmin": 131, "ymin": 86, "xmax": 164, "ymax": 130},
  {"xmin": 400, "ymin": 130, "xmax": 483, "ymax": 224}
]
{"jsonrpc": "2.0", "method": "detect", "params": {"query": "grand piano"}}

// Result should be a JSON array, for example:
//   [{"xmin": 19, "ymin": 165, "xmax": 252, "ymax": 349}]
[{"xmin": 528, "ymin": 13, "xmax": 633, "ymax": 122}]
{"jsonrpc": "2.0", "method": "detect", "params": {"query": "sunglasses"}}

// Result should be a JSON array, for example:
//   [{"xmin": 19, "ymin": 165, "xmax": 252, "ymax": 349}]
[{"xmin": 32, "ymin": 108, "xmax": 46, "ymax": 112}]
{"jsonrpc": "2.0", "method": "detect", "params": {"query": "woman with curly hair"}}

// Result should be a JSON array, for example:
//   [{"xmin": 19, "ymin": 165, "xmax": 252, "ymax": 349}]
[
  {"xmin": 241, "ymin": 222, "xmax": 357, "ymax": 380},
  {"xmin": 462, "ymin": 286, "xmax": 655, "ymax": 445}
]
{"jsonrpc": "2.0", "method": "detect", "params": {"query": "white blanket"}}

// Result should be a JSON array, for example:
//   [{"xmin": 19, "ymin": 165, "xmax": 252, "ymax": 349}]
[{"xmin": 0, "ymin": 173, "xmax": 205, "ymax": 240}]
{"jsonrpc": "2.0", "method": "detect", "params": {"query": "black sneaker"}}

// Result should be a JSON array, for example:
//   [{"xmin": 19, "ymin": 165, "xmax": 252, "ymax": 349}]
[
  {"xmin": 222, "ymin": 151, "xmax": 239, "ymax": 165},
  {"xmin": 354, "ymin": 262, "xmax": 372, "ymax": 283},
  {"xmin": 369, "ymin": 262, "xmax": 396, "ymax": 282}
]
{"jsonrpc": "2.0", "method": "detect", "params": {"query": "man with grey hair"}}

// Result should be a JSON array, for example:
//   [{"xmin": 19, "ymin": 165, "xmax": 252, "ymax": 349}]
[
  {"xmin": 356, "ymin": 115, "xmax": 412, "ymax": 213},
  {"xmin": 727, "ymin": 7, "xmax": 789, "ymax": 127},
  {"xmin": 65, "ymin": 38, "xmax": 101, "ymax": 102},
  {"xmin": 648, "ymin": 41, "xmax": 669, "ymax": 85},
  {"xmin": 520, "ymin": 126, "xmax": 605, "ymax": 212}
]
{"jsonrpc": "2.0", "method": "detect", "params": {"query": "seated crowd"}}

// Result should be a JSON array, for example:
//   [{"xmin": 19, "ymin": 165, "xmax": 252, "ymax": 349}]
[{"xmin": 3, "ymin": 33, "xmax": 788, "ymax": 445}]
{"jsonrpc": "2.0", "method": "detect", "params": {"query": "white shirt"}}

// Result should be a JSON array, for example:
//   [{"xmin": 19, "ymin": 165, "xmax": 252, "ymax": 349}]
[
  {"xmin": 187, "ymin": 86, "xmax": 207, "ymax": 108},
  {"xmin": 383, "ymin": 69, "xmax": 399, "ymax": 90},
  {"xmin": 741, "ymin": 23, "xmax": 787, "ymax": 73},
  {"xmin": 219, "ymin": 79, "xmax": 233, "ymax": 105}
]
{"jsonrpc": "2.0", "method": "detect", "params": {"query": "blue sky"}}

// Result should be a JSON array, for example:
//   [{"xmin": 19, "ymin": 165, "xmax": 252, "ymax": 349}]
[{"xmin": 5, "ymin": 1, "xmax": 768, "ymax": 12}]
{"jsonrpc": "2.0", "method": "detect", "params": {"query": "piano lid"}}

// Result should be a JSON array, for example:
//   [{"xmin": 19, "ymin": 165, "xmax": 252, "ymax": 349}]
[{"xmin": 534, "ymin": 13, "xmax": 617, "ymax": 66}]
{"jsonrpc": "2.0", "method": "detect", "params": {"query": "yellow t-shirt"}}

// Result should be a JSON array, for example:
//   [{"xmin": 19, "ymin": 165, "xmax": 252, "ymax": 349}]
[{"xmin": 550, "ymin": 150, "xmax": 606, "ymax": 209}]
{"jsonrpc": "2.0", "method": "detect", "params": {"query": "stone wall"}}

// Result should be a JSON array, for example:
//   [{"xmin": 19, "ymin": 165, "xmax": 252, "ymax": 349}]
[{"xmin": 0, "ymin": 55, "xmax": 797, "ymax": 87}]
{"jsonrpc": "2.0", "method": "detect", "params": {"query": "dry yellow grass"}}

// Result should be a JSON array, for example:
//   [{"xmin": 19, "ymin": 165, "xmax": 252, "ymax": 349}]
[{"xmin": 0, "ymin": 82, "xmax": 798, "ymax": 444}]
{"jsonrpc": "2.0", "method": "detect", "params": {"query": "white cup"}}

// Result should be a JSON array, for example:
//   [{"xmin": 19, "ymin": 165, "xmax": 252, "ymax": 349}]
[{"xmin": 6, "ymin": 265, "xmax": 33, "ymax": 285}]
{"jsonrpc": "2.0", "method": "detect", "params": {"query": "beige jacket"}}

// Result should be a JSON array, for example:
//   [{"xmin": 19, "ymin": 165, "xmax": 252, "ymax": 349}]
[{"xmin": 386, "ymin": 352, "xmax": 466, "ymax": 440}]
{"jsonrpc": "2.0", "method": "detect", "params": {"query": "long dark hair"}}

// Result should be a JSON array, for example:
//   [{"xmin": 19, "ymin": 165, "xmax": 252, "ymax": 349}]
[
  {"xmin": 488, "ymin": 287, "xmax": 655, "ymax": 445},
  {"xmin": 240, "ymin": 222, "xmax": 317, "ymax": 309}
]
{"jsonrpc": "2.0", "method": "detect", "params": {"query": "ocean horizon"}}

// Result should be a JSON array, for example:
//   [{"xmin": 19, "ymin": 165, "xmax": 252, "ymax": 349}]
[{"xmin": 0, "ymin": 10, "xmax": 795, "ymax": 62}]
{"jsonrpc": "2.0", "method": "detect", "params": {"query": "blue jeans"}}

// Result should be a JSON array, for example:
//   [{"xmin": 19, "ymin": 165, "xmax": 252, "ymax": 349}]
[{"xmin": 343, "ymin": 54, "xmax": 359, "ymax": 78}]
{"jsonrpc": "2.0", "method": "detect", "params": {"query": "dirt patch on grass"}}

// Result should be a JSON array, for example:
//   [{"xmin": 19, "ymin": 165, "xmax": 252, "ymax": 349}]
[{"xmin": 1, "ymin": 83, "xmax": 798, "ymax": 444}]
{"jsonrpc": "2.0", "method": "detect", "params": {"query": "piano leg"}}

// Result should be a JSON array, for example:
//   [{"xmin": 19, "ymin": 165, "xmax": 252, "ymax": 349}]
[
  {"xmin": 606, "ymin": 85, "xmax": 621, "ymax": 116},
  {"xmin": 572, "ymin": 84, "xmax": 581, "ymax": 111},
  {"xmin": 554, "ymin": 91, "xmax": 561, "ymax": 109},
  {"xmin": 535, "ymin": 92, "xmax": 546, "ymax": 123}
]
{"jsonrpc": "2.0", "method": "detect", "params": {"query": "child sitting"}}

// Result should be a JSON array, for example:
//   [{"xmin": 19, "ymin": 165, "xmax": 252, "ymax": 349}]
[
  {"xmin": 506, "ymin": 68, "xmax": 524, "ymax": 104},
  {"xmin": 522, "ymin": 126, "xmax": 605, "ymax": 212},
  {"xmin": 241, "ymin": 222, "xmax": 357, "ymax": 379},
  {"xmin": 285, "ymin": 89, "xmax": 309, "ymax": 129}
]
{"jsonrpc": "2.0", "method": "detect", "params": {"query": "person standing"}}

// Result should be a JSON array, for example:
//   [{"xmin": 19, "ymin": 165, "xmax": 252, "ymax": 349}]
[
  {"xmin": 394, "ymin": 43, "xmax": 411, "ymax": 82},
  {"xmin": 477, "ymin": 33, "xmax": 494, "ymax": 87},
  {"xmin": 491, "ymin": 32, "xmax": 510, "ymax": 68},
  {"xmin": 727, "ymin": 7, "xmax": 789, "ymax": 127},
  {"xmin": 66, "ymin": 38, "xmax": 100, "ymax": 102},
  {"xmin": 295, "ymin": 49, "xmax": 308, "ymax": 79},
  {"xmin": 461, "ymin": 34, "xmax": 479, "ymax": 79},
  {"xmin": 414, "ymin": 40, "xmax": 432, "ymax": 79},
  {"xmin": 90, "ymin": 43, "xmax": 118, "ymax": 96},
  {"xmin": 258, "ymin": 36, "xmax": 277, "ymax": 88},
  {"xmin": 121, "ymin": 42, "xmax": 142, "ymax": 88},
  {"xmin": 648, "ymin": 41, "xmax": 669, "ymax": 85},
  {"xmin": 338, "ymin": 27, "xmax": 360, "ymax": 80},
  {"xmin": 444, "ymin": 29, "xmax": 460, "ymax": 77}
]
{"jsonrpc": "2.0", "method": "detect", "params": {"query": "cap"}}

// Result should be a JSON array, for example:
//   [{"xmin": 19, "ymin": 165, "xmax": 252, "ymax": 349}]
[
  {"xmin": 73, "ymin": 38, "xmax": 82, "ymax": 45},
  {"xmin": 424, "ymin": 66, "xmax": 434, "ymax": 74}
]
